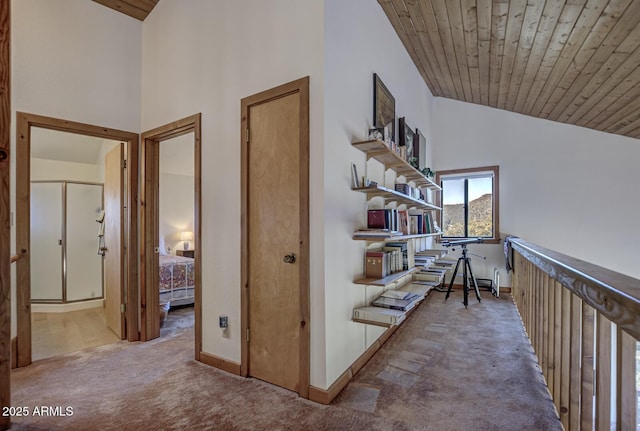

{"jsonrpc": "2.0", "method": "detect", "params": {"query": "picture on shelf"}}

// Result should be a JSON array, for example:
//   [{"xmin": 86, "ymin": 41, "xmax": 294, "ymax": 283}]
[
  {"xmin": 373, "ymin": 73, "xmax": 395, "ymax": 144},
  {"xmin": 398, "ymin": 117, "xmax": 414, "ymax": 162},
  {"xmin": 414, "ymin": 128, "xmax": 427, "ymax": 171},
  {"xmin": 368, "ymin": 127, "xmax": 384, "ymax": 141}
]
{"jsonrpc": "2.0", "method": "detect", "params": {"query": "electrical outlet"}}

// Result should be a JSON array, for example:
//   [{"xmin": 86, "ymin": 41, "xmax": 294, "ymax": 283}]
[{"xmin": 219, "ymin": 316, "xmax": 228, "ymax": 329}]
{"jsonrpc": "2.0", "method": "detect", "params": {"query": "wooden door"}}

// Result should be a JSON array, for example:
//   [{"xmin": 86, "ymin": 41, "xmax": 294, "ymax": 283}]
[
  {"xmin": 104, "ymin": 144, "xmax": 125, "ymax": 339},
  {"xmin": 244, "ymin": 78, "xmax": 309, "ymax": 394}
]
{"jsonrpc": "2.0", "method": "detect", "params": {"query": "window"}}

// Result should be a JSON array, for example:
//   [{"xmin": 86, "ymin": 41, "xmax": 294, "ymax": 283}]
[{"xmin": 436, "ymin": 166, "xmax": 499, "ymax": 243}]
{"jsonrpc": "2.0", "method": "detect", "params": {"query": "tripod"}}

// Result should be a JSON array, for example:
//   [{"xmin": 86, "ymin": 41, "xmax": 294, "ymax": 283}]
[{"xmin": 445, "ymin": 243, "xmax": 481, "ymax": 307}]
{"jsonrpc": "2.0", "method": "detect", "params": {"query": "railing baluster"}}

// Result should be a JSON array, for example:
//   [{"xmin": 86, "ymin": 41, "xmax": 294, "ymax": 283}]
[
  {"xmin": 553, "ymin": 280, "xmax": 562, "ymax": 413},
  {"xmin": 570, "ymin": 292, "xmax": 582, "ymax": 431},
  {"xmin": 542, "ymin": 273, "xmax": 553, "ymax": 388},
  {"xmin": 581, "ymin": 303, "xmax": 595, "ymax": 431},
  {"xmin": 542, "ymin": 273, "xmax": 549, "ymax": 382},
  {"xmin": 595, "ymin": 314, "xmax": 611, "ymax": 431},
  {"xmin": 617, "ymin": 328, "xmax": 637, "ymax": 431},
  {"xmin": 561, "ymin": 286, "xmax": 571, "ymax": 429}
]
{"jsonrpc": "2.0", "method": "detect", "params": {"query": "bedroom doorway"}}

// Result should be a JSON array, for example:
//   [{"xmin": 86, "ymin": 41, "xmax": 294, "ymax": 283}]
[
  {"xmin": 15, "ymin": 112, "xmax": 139, "ymax": 367},
  {"xmin": 140, "ymin": 114, "xmax": 201, "ymax": 358},
  {"xmin": 157, "ymin": 133, "xmax": 196, "ymax": 338}
]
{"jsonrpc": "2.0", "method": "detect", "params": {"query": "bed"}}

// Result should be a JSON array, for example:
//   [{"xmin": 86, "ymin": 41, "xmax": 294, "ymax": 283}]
[{"xmin": 159, "ymin": 254, "xmax": 195, "ymax": 306}]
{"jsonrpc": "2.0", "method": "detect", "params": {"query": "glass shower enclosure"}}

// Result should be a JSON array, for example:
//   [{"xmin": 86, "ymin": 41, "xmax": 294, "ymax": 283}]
[{"xmin": 30, "ymin": 181, "xmax": 104, "ymax": 303}]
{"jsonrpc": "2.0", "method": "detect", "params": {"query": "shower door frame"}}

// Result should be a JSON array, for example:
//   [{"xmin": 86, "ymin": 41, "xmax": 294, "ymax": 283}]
[{"xmin": 30, "ymin": 180, "xmax": 105, "ymax": 304}]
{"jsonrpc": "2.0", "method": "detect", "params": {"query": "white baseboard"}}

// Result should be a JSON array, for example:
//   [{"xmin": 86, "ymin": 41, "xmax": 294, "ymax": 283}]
[{"xmin": 31, "ymin": 299, "xmax": 104, "ymax": 313}]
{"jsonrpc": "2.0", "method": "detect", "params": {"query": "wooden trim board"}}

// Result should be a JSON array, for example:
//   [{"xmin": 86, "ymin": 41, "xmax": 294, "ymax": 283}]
[
  {"xmin": 15, "ymin": 112, "xmax": 139, "ymax": 367},
  {"xmin": 0, "ymin": 2, "xmax": 9, "ymax": 429},
  {"xmin": 309, "ymin": 324, "xmax": 400, "ymax": 405},
  {"xmin": 510, "ymin": 238, "xmax": 640, "ymax": 339},
  {"xmin": 139, "ymin": 113, "xmax": 202, "ymax": 362},
  {"xmin": 199, "ymin": 351, "xmax": 242, "ymax": 376},
  {"xmin": 10, "ymin": 337, "xmax": 16, "ymax": 370}
]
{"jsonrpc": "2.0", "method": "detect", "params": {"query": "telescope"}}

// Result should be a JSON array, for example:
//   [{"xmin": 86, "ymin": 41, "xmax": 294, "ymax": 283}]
[
  {"xmin": 442, "ymin": 237, "xmax": 484, "ymax": 307},
  {"xmin": 441, "ymin": 237, "xmax": 484, "ymax": 247}
]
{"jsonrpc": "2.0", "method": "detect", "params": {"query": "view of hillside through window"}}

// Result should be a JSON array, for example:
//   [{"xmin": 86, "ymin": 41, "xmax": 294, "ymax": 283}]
[{"xmin": 442, "ymin": 175, "xmax": 493, "ymax": 238}]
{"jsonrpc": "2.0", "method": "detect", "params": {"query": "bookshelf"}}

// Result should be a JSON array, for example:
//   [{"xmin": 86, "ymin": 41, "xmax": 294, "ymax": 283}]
[
  {"xmin": 351, "ymin": 137, "xmax": 446, "ymax": 327},
  {"xmin": 352, "ymin": 139, "xmax": 441, "ymax": 189},
  {"xmin": 352, "ymin": 184, "xmax": 440, "ymax": 210},
  {"xmin": 354, "ymin": 267, "xmax": 418, "ymax": 287}
]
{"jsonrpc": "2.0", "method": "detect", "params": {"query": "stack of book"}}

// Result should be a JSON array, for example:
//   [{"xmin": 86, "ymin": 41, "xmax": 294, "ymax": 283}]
[
  {"xmin": 353, "ymin": 229, "xmax": 400, "ymax": 239},
  {"xmin": 371, "ymin": 289, "xmax": 422, "ymax": 312}
]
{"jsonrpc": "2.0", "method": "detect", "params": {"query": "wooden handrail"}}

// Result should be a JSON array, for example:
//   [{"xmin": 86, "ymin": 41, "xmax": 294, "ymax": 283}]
[
  {"xmin": 509, "ymin": 238, "xmax": 638, "ymax": 429},
  {"xmin": 509, "ymin": 238, "xmax": 640, "ymax": 339}
]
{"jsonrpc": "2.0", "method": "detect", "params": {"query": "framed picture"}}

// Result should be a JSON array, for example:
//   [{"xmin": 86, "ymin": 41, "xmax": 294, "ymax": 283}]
[
  {"xmin": 398, "ymin": 117, "xmax": 414, "ymax": 161},
  {"xmin": 414, "ymin": 128, "xmax": 427, "ymax": 169},
  {"xmin": 373, "ymin": 74, "xmax": 395, "ymax": 143}
]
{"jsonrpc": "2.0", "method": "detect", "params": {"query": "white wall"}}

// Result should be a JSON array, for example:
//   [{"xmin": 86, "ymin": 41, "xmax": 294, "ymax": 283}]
[
  {"xmin": 159, "ymin": 173, "xmax": 194, "ymax": 253},
  {"xmin": 31, "ymin": 159, "xmax": 102, "ymax": 183},
  {"xmin": 11, "ymin": 0, "xmax": 142, "ymax": 337},
  {"xmin": 433, "ymin": 98, "xmax": 640, "ymax": 281},
  {"xmin": 141, "ymin": 0, "xmax": 325, "ymax": 374},
  {"xmin": 321, "ymin": 0, "xmax": 436, "ymax": 388}
]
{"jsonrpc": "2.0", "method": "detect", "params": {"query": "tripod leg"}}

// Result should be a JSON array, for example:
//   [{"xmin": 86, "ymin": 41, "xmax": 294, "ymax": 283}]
[
  {"xmin": 445, "ymin": 257, "xmax": 463, "ymax": 300},
  {"xmin": 462, "ymin": 255, "xmax": 468, "ymax": 307},
  {"xmin": 466, "ymin": 258, "xmax": 482, "ymax": 302}
]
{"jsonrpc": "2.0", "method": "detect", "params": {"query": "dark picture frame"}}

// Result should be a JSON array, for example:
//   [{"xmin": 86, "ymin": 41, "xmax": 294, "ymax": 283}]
[
  {"xmin": 398, "ymin": 117, "xmax": 414, "ymax": 161},
  {"xmin": 414, "ymin": 128, "xmax": 427, "ymax": 169},
  {"xmin": 373, "ymin": 73, "xmax": 395, "ymax": 143}
]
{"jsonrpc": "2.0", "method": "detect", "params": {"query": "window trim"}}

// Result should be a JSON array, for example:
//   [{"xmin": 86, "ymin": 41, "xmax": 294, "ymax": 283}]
[{"xmin": 436, "ymin": 165, "xmax": 500, "ymax": 244}]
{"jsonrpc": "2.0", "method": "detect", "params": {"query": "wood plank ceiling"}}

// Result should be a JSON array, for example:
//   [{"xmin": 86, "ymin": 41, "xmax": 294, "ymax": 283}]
[
  {"xmin": 379, "ymin": 0, "xmax": 640, "ymax": 140},
  {"xmin": 92, "ymin": 0, "xmax": 158, "ymax": 21}
]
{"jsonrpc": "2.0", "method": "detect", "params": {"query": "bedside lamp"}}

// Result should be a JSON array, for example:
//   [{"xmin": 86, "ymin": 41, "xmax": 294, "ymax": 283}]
[{"xmin": 180, "ymin": 231, "xmax": 193, "ymax": 250}]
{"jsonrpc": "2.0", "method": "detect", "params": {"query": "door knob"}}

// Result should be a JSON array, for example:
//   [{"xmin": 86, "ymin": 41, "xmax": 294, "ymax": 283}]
[{"xmin": 283, "ymin": 253, "xmax": 296, "ymax": 264}]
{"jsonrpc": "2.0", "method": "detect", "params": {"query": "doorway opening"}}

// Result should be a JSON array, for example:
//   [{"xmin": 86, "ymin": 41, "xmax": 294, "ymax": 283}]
[
  {"xmin": 15, "ymin": 112, "xmax": 139, "ymax": 367},
  {"xmin": 139, "ymin": 114, "xmax": 201, "ymax": 359},
  {"xmin": 157, "ymin": 132, "xmax": 196, "ymax": 338}
]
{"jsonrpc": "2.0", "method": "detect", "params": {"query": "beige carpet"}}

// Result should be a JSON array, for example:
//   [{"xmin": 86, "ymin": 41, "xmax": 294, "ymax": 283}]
[{"xmin": 9, "ymin": 293, "xmax": 561, "ymax": 431}]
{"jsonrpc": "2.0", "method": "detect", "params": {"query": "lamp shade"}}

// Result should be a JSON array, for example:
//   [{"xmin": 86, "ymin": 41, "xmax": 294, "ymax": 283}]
[{"xmin": 180, "ymin": 231, "xmax": 193, "ymax": 241}]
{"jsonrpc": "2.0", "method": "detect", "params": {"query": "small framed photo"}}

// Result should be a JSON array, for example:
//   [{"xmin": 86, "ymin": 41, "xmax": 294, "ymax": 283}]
[{"xmin": 368, "ymin": 127, "xmax": 384, "ymax": 141}]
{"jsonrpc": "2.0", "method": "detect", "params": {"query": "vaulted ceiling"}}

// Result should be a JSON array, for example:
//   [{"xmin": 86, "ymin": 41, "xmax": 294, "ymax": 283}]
[
  {"xmin": 92, "ymin": 0, "xmax": 158, "ymax": 21},
  {"xmin": 379, "ymin": 0, "xmax": 640, "ymax": 140},
  {"xmin": 93, "ymin": 0, "xmax": 640, "ymax": 140}
]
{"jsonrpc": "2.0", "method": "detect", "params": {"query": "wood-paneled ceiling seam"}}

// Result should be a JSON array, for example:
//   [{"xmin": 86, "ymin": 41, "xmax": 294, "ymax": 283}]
[
  {"xmin": 527, "ymin": 0, "xmax": 605, "ymax": 118},
  {"xmin": 418, "ymin": 0, "xmax": 462, "ymax": 99},
  {"xmin": 591, "ymin": 79, "xmax": 640, "ymax": 130},
  {"xmin": 510, "ymin": 0, "xmax": 562, "ymax": 114},
  {"xmin": 519, "ymin": 2, "xmax": 586, "ymax": 116},
  {"xmin": 393, "ymin": 0, "xmax": 447, "ymax": 96},
  {"xmin": 569, "ymin": 42, "xmax": 640, "ymax": 126},
  {"xmin": 380, "ymin": 0, "xmax": 442, "ymax": 96},
  {"xmin": 488, "ymin": 1, "xmax": 509, "ymax": 108},
  {"xmin": 91, "ymin": 0, "xmax": 158, "ymax": 21},
  {"xmin": 545, "ymin": 0, "xmax": 640, "ymax": 122},
  {"xmin": 432, "ymin": 0, "xmax": 467, "ymax": 99},
  {"xmin": 379, "ymin": 0, "xmax": 640, "ymax": 140}
]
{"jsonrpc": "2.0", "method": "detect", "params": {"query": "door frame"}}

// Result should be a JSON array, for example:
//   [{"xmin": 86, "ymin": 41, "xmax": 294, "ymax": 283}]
[
  {"xmin": 1, "ymin": 2, "xmax": 10, "ymax": 429},
  {"xmin": 15, "ymin": 112, "xmax": 140, "ymax": 367},
  {"xmin": 139, "ymin": 114, "xmax": 202, "ymax": 357},
  {"xmin": 240, "ymin": 77, "xmax": 310, "ymax": 398}
]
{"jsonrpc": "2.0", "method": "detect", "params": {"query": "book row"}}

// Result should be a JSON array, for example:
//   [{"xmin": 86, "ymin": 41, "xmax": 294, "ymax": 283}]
[{"xmin": 368, "ymin": 208, "xmax": 438, "ymax": 235}]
